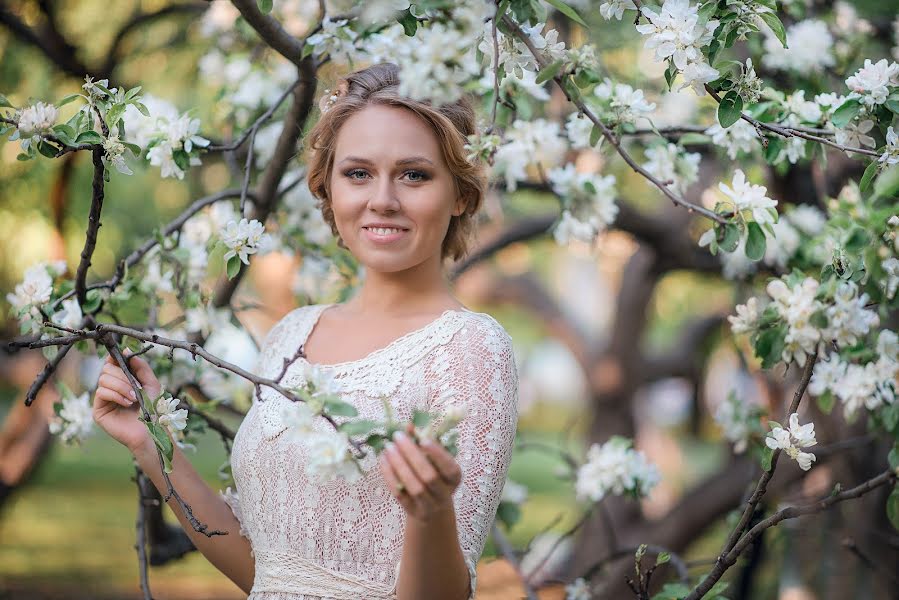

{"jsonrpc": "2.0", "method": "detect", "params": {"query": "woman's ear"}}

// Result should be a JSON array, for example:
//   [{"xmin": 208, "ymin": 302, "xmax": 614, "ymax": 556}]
[{"xmin": 452, "ymin": 195, "xmax": 467, "ymax": 217}]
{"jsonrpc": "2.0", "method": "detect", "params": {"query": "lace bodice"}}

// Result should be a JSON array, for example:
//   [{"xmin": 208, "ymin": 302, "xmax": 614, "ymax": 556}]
[{"xmin": 225, "ymin": 303, "xmax": 520, "ymax": 599}]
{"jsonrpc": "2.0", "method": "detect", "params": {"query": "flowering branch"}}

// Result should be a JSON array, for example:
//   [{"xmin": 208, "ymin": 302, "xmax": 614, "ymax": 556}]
[
  {"xmin": 499, "ymin": 13, "xmax": 727, "ymax": 225},
  {"xmin": 703, "ymin": 85, "xmax": 881, "ymax": 159},
  {"xmin": 133, "ymin": 467, "xmax": 152, "ymax": 600},
  {"xmin": 686, "ymin": 469, "xmax": 898, "ymax": 600}
]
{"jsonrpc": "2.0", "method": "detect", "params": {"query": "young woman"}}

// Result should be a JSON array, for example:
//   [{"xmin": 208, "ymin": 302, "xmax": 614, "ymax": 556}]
[{"xmin": 92, "ymin": 62, "xmax": 519, "ymax": 600}]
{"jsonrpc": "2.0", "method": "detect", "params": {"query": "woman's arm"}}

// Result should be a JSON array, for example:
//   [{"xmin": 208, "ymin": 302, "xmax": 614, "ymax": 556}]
[
  {"xmin": 132, "ymin": 438, "xmax": 255, "ymax": 593},
  {"xmin": 384, "ymin": 427, "xmax": 471, "ymax": 600}
]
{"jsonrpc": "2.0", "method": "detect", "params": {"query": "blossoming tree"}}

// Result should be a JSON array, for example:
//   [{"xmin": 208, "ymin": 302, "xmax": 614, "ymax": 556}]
[{"xmin": 2, "ymin": 0, "xmax": 898, "ymax": 598}]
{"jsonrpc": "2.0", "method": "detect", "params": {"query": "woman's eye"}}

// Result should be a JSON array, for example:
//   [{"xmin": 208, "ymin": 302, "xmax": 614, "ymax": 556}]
[
  {"xmin": 403, "ymin": 170, "xmax": 429, "ymax": 182},
  {"xmin": 345, "ymin": 169, "xmax": 368, "ymax": 180}
]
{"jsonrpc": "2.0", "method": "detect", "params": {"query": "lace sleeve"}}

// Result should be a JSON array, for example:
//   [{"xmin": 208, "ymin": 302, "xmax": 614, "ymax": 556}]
[{"xmin": 430, "ymin": 316, "xmax": 519, "ymax": 600}]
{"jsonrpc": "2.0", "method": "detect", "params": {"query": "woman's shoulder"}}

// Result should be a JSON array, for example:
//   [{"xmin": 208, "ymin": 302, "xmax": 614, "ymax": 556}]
[{"xmin": 453, "ymin": 308, "xmax": 515, "ymax": 357}]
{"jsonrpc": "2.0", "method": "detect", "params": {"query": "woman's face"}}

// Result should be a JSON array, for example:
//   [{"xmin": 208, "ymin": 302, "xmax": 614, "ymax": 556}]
[{"xmin": 328, "ymin": 104, "xmax": 464, "ymax": 273}]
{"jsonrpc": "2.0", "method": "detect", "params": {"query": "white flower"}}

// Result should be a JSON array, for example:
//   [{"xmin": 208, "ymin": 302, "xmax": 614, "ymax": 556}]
[
  {"xmin": 280, "ymin": 400, "xmax": 317, "ymax": 440},
  {"xmin": 636, "ymin": 0, "xmax": 718, "ymax": 70},
  {"xmin": 643, "ymin": 143, "xmax": 700, "ymax": 195},
  {"xmin": 155, "ymin": 396, "xmax": 189, "ymax": 436},
  {"xmin": 16, "ymin": 102, "xmax": 58, "ymax": 136},
  {"xmin": 575, "ymin": 437, "xmax": 660, "ymax": 502},
  {"xmin": 834, "ymin": 119, "xmax": 876, "ymax": 150},
  {"xmin": 845, "ymin": 59, "xmax": 899, "ymax": 107},
  {"xmin": 51, "ymin": 297, "xmax": 83, "ymax": 330},
  {"xmin": 809, "ymin": 352, "xmax": 848, "ymax": 397},
  {"xmin": 304, "ymin": 430, "xmax": 360, "ymax": 483},
  {"xmin": 719, "ymin": 169, "xmax": 778, "ymax": 226},
  {"xmin": 48, "ymin": 391, "xmax": 94, "ymax": 444},
  {"xmin": 879, "ymin": 127, "xmax": 899, "ymax": 167},
  {"xmin": 565, "ymin": 577, "xmax": 591, "ymax": 600},
  {"xmin": 306, "ymin": 17, "xmax": 359, "ymax": 65},
  {"xmin": 6, "ymin": 263, "xmax": 54, "ymax": 315},
  {"xmin": 679, "ymin": 59, "xmax": 720, "ymax": 94},
  {"xmin": 836, "ymin": 362, "xmax": 881, "ymax": 417},
  {"xmin": 765, "ymin": 413, "xmax": 817, "ymax": 471},
  {"xmin": 594, "ymin": 79, "xmax": 656, "ymax": 124},
  {"xmin": 184, "ymin": 304, "xmax": 232, "ymax": 337},
  {"xmin": 302, "ymin": 362, "xmax": 343, "ymax": 398},
  {"xmin": 785, "ymin": 205, "xmax": 826, "ymax": 236},
  {"xmin": 565, "ymin": 112, "xmax": 597, "ymax": 150},
  {"xmin": 823, "ymin": 282, "xmax": 879, "ymax": 348},
  {"xmin": 102, "ymin": 134, "xmax": 133, "ymax": 175},
  {"xmin": 714, "ymin": 391, "xmax": 762, "ymax": 454},
  {"xmin": 877, "ymin": 329, "xmax": 898, "ymax": 360},
  {"xmin": 763, "ymin": 19, "xmax": 834, "ymax": 74},
  {"xmin": 221, "ymin": 218, "xmax": 271, "ymax": 265},
  {"xmin": 728, "ymin": 297, "xmax": 761, "ymax": 335},
  {"xmin": 599, "ymin": 0, "xmax": 636, "ymax": 20},
  {"xmin": 766, "ymin": 278, "xmax": 823, "ymax": 365},
  {"xmin": 547, "ymin": 164, "xmax": 618, "ymax": 245},
  {"xmin": 764, "ymin": 220, "xmax": 800, "ymax": 269},
  {"xmin": 500, "ymin": 478, "xmax": 528, "ymax": 505},
  {"xmin": 494, "ymin": 119, "xmax": 567, "ymax": 191},
  {"xmin": 705, "ymin": 119, "xmax": 758, "ymax": 159},
  {"xmin": 882, "ymin": 257, "xmax": 899, "ymax": 299},
  {"xmin": 141, "ymin": 253, "xmax": 174, "ymax": 294}
]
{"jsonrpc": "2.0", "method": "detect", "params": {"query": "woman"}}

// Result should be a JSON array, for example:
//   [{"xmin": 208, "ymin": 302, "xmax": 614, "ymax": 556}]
[{"xmin": 92, "ymin": 62, "xmax": 519, "ymax": 599}]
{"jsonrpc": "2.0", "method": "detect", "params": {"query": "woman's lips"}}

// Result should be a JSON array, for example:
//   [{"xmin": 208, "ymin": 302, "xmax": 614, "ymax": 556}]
[{"xmin": 362, "ymin": 226, "xmax": 408, "ymax": 244}]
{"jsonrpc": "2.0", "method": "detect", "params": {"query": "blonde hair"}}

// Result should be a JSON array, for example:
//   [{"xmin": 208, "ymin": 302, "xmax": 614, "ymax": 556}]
[{"xmin": 305, "ymin": 62, "xmax": 486, "ymax": 262}]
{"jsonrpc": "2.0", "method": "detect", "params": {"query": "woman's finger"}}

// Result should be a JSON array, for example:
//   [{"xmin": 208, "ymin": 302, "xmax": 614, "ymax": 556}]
[
  {"xmin": 383, "ymin": 442, "xmax": 437, "ymax": 511},
  {"xmin": 94, "ymin": 386, "xmax": 135, "ymax": 409},
  {"xmin": 421, "ymin": 439, "xmax": 463, "ymax": 486},
  {"xmin": 98, "ymin": 374, "xmax": 138, "ymax": 403},
  {"xmin": 391, "ymin": 431, "xmax": 448, "ymax": 497}
]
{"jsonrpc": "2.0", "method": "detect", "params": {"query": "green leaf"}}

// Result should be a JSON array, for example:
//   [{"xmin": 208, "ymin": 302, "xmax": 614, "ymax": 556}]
[
  {"xmin": 412, "ymin": 409, "xmax": 433, "ymax": 429},
  {"xmin": 718, "ymin": 91, "xmax": 743, "ymax": 128},
  {"xmin": 324, "ymin": 398, "xmax": 358, "ymax": 417},
  {"xmin": 678, "ymin": 132, "xmax": 711, "ymax": 145},
  {"xmin": 888, "ymin": 487, "xmax": 899, "ymax": 532},
  {"xmin": 37, "ymin": 140, "xmax": 59, "ymax": 158},
  {"xmin": 147, "ymin": 422, "xmax": 174, "ymax": 474},
  {"xmin": 495, "ymin": 502, "xmax": 522, "ymax": 529},
  {"xmin": 883, "ymin": 404, "xmax": 899, "ymax": 433},
  {"xmin": 535, "ymin": 59, "xmax": 564, "ymax": 84},
  {"xmin": 888, "ymin": 445, "xmax": 899, "ymax": 470},
  {"xmin": 651, "ymin": 583, "xmax": 690, "ymax": 600},
  {"xmin": 589, "ymin": 124, "xmax": 602, "ymax": 147},
  {"xmin": 226, "ymin": 254, "xmax": 241, "ymax": 279},
  {"xmin": 816, "ymin": 390, "xmax": 835, "ymax": 414},
  {"xmin": 397, "ymin": 8, "xmax": 418, "ymax": 36},
  {"xmin": 339, "ymin": 419, "xmax": 380, "ymax": 436},
  {"xmin": 542, "ymin": 0, "xmax": 587, "ymax": 27},
  {"xmin": 859, "ymin": 160, "xmax": 879, "ymax": 193},
  {"xmin": 134, "ymin": 102, "xmax": 150, "ymax": 117},
  {"xmin": 83, "ymin": 289, "xmax": 102, "ymax": 313},
  {"xmin": 664, "ymin": 62, "xmax": 676, "ymax": 92},
  {"xmin": 105, "ymin": 104, "xmax": 126, "ymax": 129},
  {"xmin": 720, "ymin": 222, "xmax": 741, "ymax": 252},
  {"xmin": 745, "ymin": 222, "xmax": 766, "ymax": 261},
  {"xmin": 57, "ymin": 94, "xmax": 81, "ymax": 107},
  {"xmin": 755, "ymin": 324, "xmax": 786, "ymax": 369},
  {"xmin": 0, "ymin": 93, "xmax": 11, "ymax": 108},
  {"xmin": 763, "ymin": 137, "xmax": 784, "ymax": 164},
  {"xmin": 831, "ymin": 99, "xmax": 862, "ymax": 129},
  {"xmin": 258, "ymin": 0, "xmax": 273, "ymax": 13},
  {"xmin": 759, "ymin": 12, "xmax": 787, "ymax": 48},
  {"xmin": 760, "ymin": 446, "xmax": 775, "ymax": 472},
  {"xmin": 655, "ymin": 551, "xmax": 670, "ymax": 566},
  {"xmin": 75, "ymin": 130, "xmax": 103, "ymax": 145},
  {"xmin": 844, "ymin": 227, "xmax": 870, "ymax": 254}
]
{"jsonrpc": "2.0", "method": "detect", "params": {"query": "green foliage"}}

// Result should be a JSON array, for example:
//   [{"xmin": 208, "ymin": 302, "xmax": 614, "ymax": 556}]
[{"xmin": 717, "ymin": 91, "xmax": 743, "ymax": 128}]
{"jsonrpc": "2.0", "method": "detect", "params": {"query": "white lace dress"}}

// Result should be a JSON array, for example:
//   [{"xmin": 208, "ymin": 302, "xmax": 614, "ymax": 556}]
[{"xmin": 225, "ymin": 303, "xmax": 519, "ymax": 600}]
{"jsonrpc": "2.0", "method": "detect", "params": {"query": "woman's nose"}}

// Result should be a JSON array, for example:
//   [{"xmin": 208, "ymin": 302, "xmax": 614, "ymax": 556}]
[{"xmin": 367, "ymin": 178, "xmax": 401, "ymax": 212}]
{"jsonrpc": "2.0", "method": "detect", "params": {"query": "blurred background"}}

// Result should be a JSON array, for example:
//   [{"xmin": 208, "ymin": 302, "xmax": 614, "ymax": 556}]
[{"xmin": 1, "ymin": 1, "xmax": 898, "ymax": 599}]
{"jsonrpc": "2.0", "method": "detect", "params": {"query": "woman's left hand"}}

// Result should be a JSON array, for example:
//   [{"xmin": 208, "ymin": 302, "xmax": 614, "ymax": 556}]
[{"xmin": 379, "ymin": 422, "xmax": 462, "ymax": 523}]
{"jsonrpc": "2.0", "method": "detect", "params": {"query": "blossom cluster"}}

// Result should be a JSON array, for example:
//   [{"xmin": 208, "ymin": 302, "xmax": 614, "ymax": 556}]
[
  {"xmin": 574, "ymin": 436, "xmax": 660, "ymax": 503},
  {"xmin": 48, "ymin": 389, "xmax": 94, "ymax": 445},
  {"xmin": 547, "ymin": 164, "xmax": 619, "ymax": 246}
]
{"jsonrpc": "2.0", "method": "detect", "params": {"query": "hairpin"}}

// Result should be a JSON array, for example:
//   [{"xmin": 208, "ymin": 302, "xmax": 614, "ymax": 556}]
[{"xmin": 318, "ymin": 80, "xmax": 349, "ymax": 113}]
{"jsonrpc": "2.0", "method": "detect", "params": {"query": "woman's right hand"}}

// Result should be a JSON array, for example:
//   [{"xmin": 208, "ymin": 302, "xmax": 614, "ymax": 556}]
[{"xmin": 93, "ymin": 351, "xmax": 162, "ymax": 454}]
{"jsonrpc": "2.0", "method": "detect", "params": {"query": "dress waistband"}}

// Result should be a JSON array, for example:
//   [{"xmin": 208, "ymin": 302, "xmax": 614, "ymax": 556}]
[{"xmin": 251, "ymin": 549, "xmax": 399, "ymax": 599}]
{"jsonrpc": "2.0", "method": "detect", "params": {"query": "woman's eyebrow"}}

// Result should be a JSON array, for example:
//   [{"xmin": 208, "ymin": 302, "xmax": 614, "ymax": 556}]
[{"xmin": 338, "ymin": 155, "xmax": 435, "ymax": 167}]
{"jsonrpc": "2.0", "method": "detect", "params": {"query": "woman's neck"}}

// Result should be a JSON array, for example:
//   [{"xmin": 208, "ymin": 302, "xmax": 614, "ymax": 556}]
[{"xmin": 346, "ymin": 254, "xmax": 458, "ymax": 317}]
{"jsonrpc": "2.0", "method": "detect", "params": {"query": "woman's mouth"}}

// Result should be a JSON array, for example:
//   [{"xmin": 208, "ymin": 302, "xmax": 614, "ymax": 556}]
[{"xmin": 362, "ymin": 226, "xmax": 408, "ymax": 244}]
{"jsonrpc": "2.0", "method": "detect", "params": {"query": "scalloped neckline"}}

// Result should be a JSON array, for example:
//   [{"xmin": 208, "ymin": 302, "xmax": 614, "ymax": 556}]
[{"xmin": 299, "ymin": 303, "xmax": 471, "ymax": 369}]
